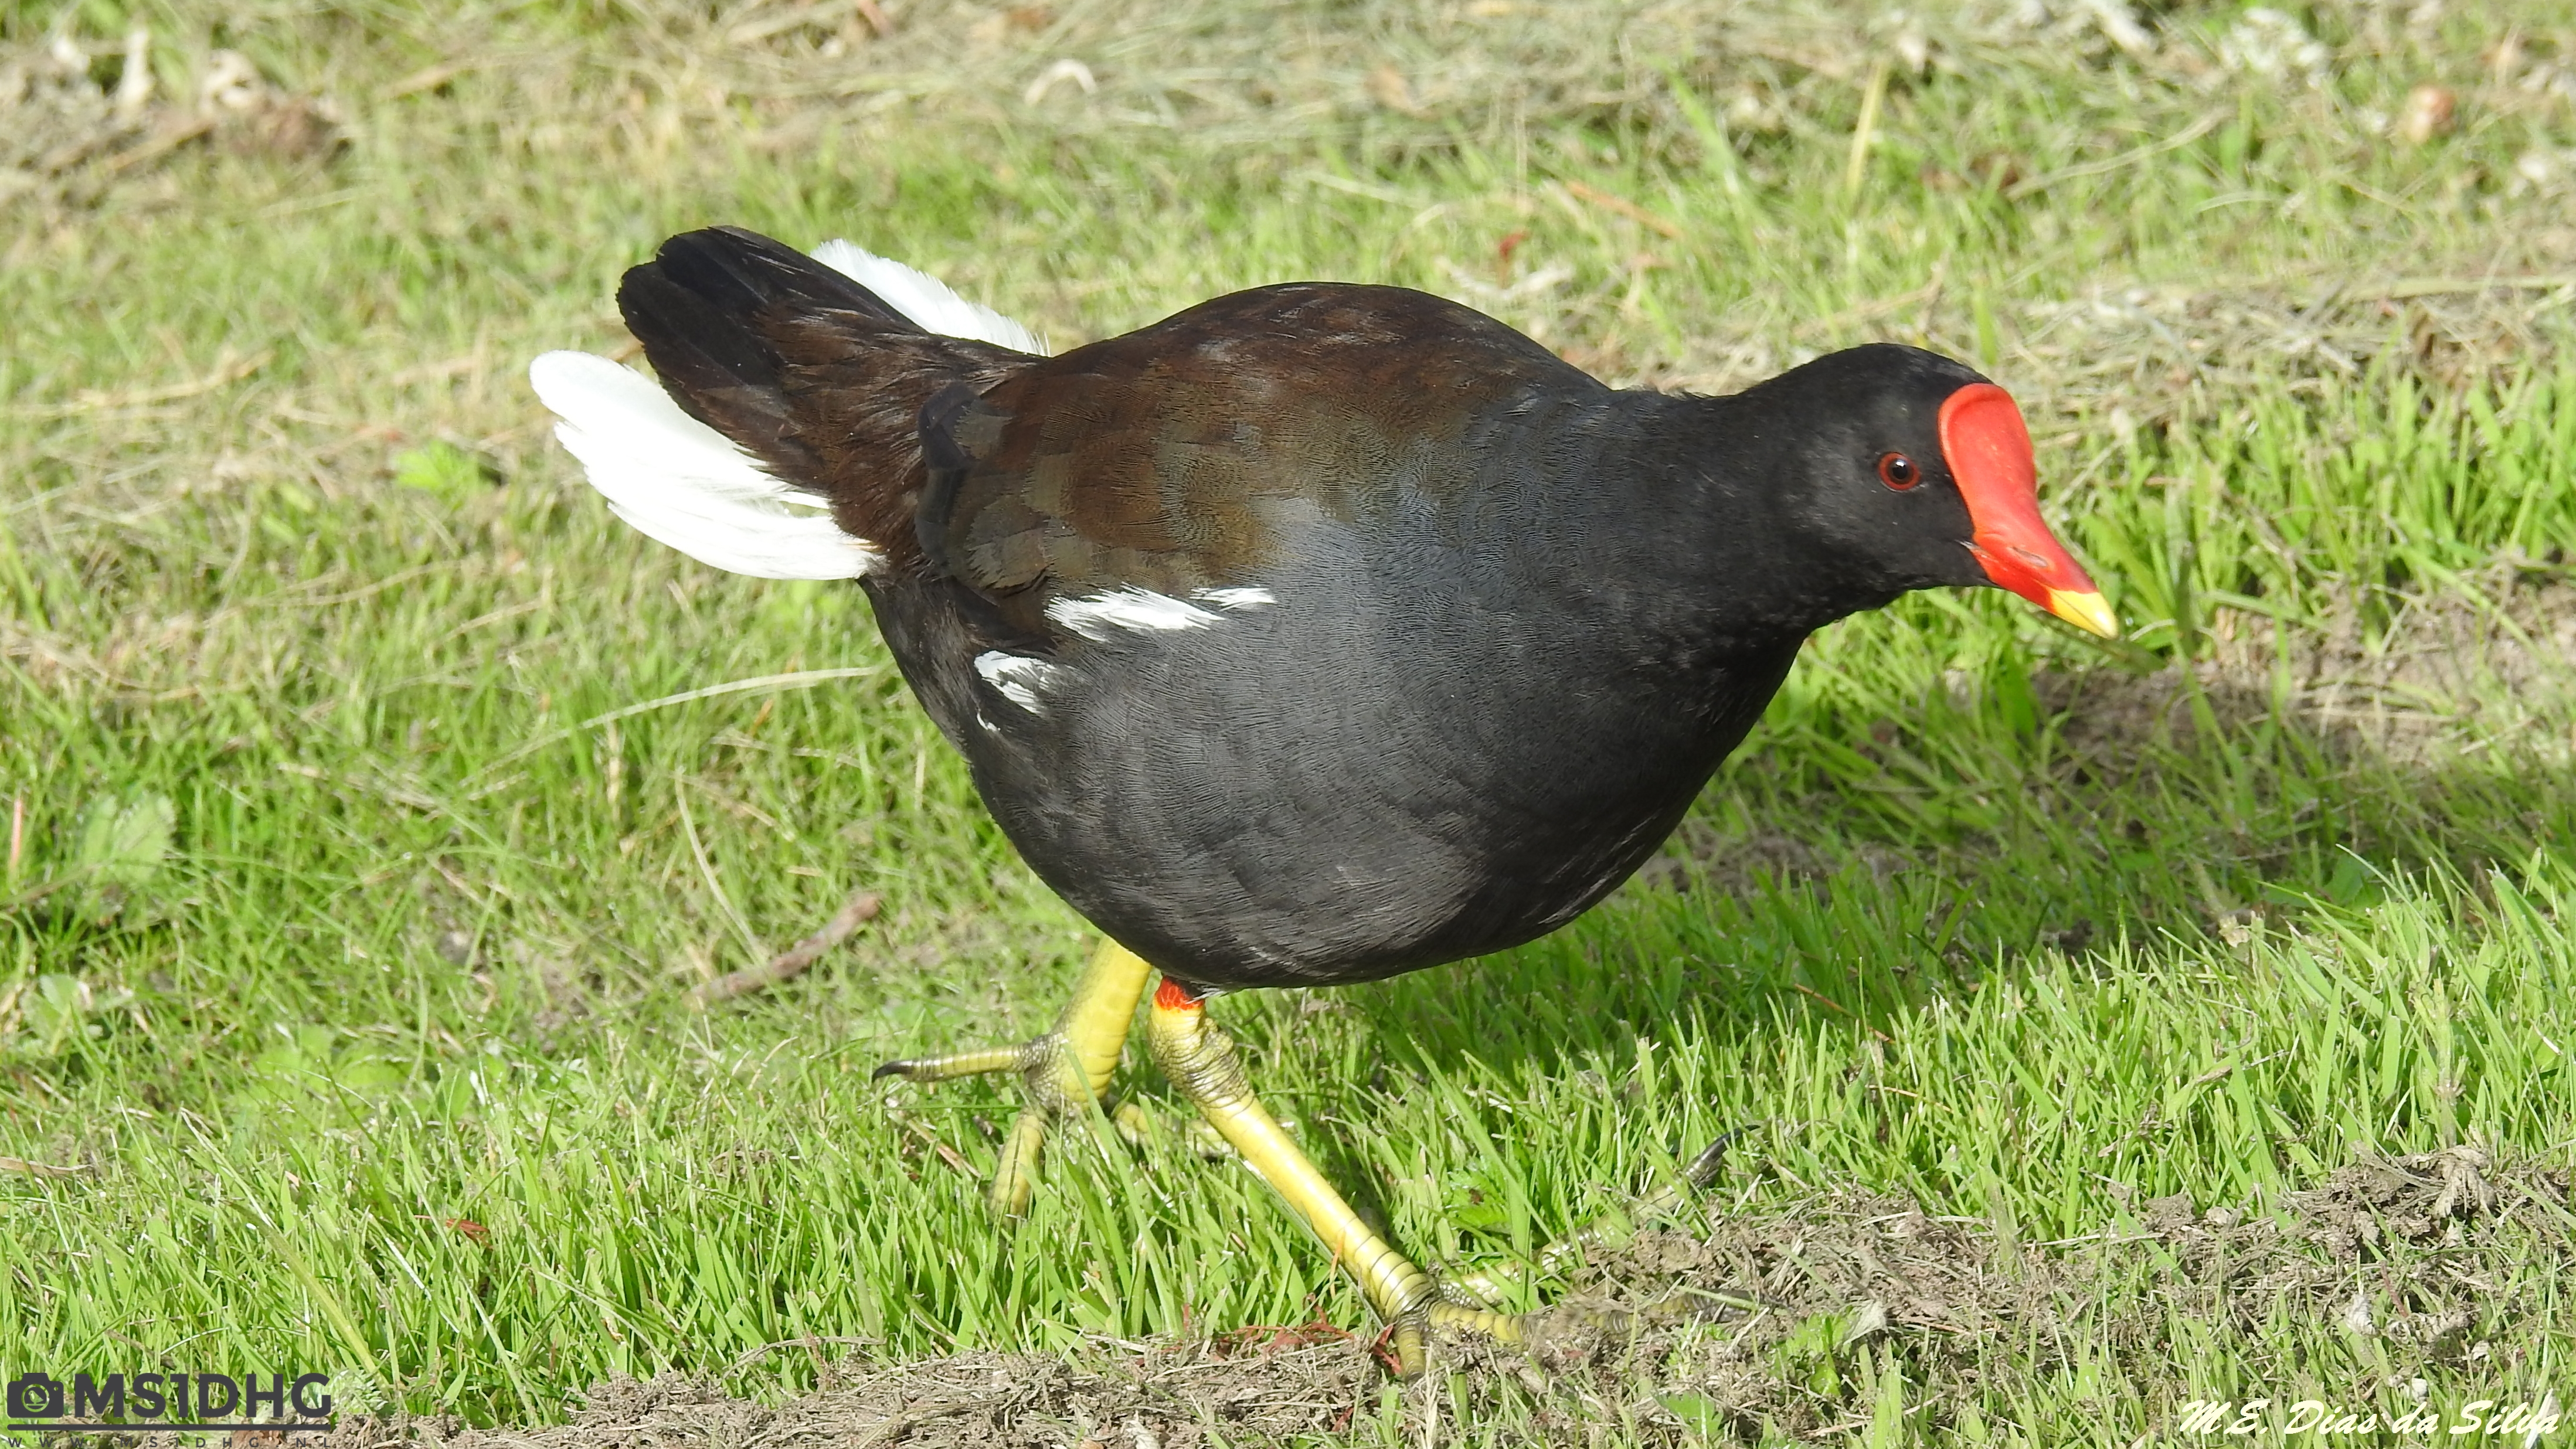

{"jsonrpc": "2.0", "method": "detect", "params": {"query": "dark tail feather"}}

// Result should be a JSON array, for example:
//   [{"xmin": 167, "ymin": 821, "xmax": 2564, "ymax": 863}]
[
  {"xmin": 616, "ymin": 227, "xmax": 927, "ymax": 472},
  {"xmin": 623, "ymin": 228, "xmax": 927, "ymax": 355},
  {"xmin": 612, "ymin": 226, "xmax": 1022, "ymax": 571}
]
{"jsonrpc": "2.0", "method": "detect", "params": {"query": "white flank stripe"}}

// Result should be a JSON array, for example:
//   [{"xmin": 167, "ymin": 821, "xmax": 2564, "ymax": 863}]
[
  {"xmin": 973, "ymin": 651, "xmax": 1069, "ymax": 713},
  {"xmin": 1044, "ymin": 586, "xmax": 1227, "ymax": 641},
  {"xmin": 529, "ymin": 351, "xmax": 881, "ymax": 580},
  {"xmin": 810, "ymin": 240, "xmax": 1049, "ymax": 355},
  {"xmin": 1192, "ymin": 586, "xmax": 1277, "ymax": 611},
  {"xmin": 1042, "ymin": 585, "xmax": 1277, "ymax": 641}
]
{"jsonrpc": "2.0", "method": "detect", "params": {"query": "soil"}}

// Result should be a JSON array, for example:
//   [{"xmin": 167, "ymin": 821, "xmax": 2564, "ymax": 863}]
[
  {"xmin": 298, "ymin": 1148, "xmax": 2566, "ymax": 1448},
  {"xmin": 2035, "ymin": 576, "xmax": 2576, "ymax": 766}
]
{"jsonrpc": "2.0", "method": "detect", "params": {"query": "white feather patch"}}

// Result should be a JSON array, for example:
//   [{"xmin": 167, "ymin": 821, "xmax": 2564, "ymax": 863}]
[
  {"xmin": 1192, "ymin": 586, "xmax": 1278, "ymax": 611},
  {"xmin": 973, "ymin": 651, "xmax": 1070, "ymax": 713},
  {"xmin": 532, "ymin": 240, "xmax": 1044, "ymax": 579},
  {"xmin": 1046, "ymin": 586, "xmax": 1215, "ymax": 640},
  {"xmin": 810, "ymin": 240, "xmax": 1049, "ymax": 355},
  {"xmin": 529, "ymin": 351, "xmax": 882, "ymax": 580},
  {"xmin": 1044, "ymin": 584, "xmax": 1275, "ymax": 641}
]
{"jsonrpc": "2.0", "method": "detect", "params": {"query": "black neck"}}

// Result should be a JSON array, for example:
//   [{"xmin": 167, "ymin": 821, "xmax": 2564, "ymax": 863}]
[{"xmin": 1546, "ymin": 390, "xmax": 1894, "ymax": 674}]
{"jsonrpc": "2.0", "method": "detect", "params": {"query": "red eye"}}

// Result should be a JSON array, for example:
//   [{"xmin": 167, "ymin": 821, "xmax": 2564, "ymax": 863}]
[{"xmin": 1878, "ymin": 452, "xmax": 1920, "ymax": 490}]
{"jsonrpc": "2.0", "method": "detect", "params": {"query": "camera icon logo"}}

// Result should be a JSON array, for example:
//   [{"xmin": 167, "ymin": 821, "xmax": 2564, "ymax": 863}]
[{"xmin": 7, "ymin": 1372, "xmax": 67, "ymax": 1419}]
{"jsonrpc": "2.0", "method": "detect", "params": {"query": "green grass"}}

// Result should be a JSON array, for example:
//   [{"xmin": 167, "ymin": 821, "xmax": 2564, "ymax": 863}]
[{"xmin": 5, "ymin": 0, "xmax": 2575, "ymax": 1441}]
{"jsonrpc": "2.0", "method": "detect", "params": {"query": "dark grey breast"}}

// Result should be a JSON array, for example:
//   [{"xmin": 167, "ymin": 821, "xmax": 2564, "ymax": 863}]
[{"xmin": 869, "ymin": 284, "xmax": 1799, "ymax": 989}]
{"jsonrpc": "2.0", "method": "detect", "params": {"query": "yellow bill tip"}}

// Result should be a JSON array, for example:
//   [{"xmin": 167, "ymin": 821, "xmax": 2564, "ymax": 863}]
[{"xmin": 2046, "ymin": 589, "xmax": 2121, "ymax": 640}]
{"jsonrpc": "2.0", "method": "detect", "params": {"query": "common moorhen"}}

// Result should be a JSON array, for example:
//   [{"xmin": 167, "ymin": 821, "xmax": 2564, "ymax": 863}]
[{"xmin": 531, "ymin": 226, "xmax": 2116, "ymax": 1370}]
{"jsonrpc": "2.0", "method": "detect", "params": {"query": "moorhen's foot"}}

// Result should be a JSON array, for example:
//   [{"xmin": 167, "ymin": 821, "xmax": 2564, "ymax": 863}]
[
  {"xmin": 1144, "ymin": 977, "xmax": 1731, "ymax": 1377},
  {"xmin": 872, "ymin": 940, "xmax": 1154, "ymax": 1219}
]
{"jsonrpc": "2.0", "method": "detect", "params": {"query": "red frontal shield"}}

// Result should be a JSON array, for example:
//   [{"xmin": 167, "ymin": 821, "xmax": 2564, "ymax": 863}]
[{"xmin": 1938, "ymin": 383, "xmax": 2118, "ymax": 638}]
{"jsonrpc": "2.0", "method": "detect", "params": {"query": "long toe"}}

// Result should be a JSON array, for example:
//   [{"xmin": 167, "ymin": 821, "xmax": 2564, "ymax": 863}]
[
  {"xmin": 870, "ymin": 940, "xmax": 1158, "ymax": 1219},
  {"xmin": 871, "ymin": 1046, "xmax": 1023, "ymax": 1083}
]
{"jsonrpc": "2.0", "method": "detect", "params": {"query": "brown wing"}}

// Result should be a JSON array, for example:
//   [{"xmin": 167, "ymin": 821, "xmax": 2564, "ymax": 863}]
[{"xmin": 915, "ymin": 283, "xmax": 1595, "ymax": 634}]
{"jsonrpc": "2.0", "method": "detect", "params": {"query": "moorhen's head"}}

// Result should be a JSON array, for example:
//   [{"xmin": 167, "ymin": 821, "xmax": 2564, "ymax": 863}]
[{"xmin": 1738, "ymin": 343, "xmax": 2118, "ymax": 638}]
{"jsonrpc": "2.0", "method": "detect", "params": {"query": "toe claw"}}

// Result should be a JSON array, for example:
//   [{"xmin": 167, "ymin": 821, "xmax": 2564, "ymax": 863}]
[{"xmin": 1674, "ymin": 1125, "xmax": 1757, "ymax": 1191}]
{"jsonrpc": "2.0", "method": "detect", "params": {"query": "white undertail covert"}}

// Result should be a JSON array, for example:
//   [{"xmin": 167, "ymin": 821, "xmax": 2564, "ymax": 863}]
[{"xmin": 529, "ymin": 240, "xmax": 1048, "ymax": 581}]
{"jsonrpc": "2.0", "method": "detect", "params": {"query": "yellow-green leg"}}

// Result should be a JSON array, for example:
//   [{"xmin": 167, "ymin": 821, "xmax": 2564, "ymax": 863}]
[
  {"xmin": 1143, "ymin": 975, "xmax": 1527, "ymax": 1376},
  {"xmin": 874, "ymin": 938, "xmax": 1156, "ymax": 1218}
]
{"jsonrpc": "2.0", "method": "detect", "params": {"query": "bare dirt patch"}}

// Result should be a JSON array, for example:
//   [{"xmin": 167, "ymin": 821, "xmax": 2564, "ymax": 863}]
[
  {"xmin": 307, "ymin": 1149, "xmax": 2567, "ymax": 1448},
  {"xmin": 2038, "ymin": 574, "xmax": 2576, "ymax": 766}
]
